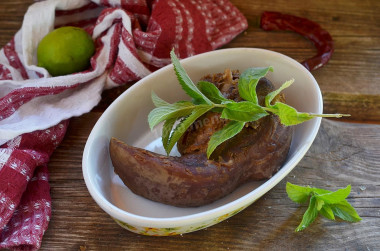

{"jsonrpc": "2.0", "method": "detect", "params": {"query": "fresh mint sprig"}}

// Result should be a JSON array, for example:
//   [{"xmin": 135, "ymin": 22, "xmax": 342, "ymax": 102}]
[
  {"xmin": 148, "ymin": 49, "xmax": 349, "ymax": 158},
  {"xmin": 286, "ymin": 182, "xmax": 362, "ymax": 232}
]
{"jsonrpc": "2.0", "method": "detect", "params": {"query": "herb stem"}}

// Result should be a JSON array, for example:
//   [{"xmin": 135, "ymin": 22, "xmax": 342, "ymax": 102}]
[
  {"xmin": 262, "ymin": 107, "xmax": 350, "ymax": 119},
  {"xmin": 214, "ymin": 104, "xmax": 226, "ymax": 108},
  {"xmin": 308, "ymin": 113, "xmax": 351, "ymax": 118},
  {"xmin": 263, "ymin": 107, "xmax": 278, "ymax": 114}
]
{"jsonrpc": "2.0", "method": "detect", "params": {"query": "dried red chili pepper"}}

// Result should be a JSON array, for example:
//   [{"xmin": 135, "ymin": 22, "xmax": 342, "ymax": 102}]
[{"xmin": 260, "ymin": 11, "xmax": 334, "ymax": 71}]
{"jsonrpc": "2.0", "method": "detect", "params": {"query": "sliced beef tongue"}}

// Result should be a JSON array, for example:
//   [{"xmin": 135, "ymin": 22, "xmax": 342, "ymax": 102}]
[{"xmin": 110, "ymin": 70, "xmax": 293, "ymax": 207}]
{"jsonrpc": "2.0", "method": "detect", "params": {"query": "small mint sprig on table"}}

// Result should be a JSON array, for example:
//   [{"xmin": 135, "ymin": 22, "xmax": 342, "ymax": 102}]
[
  {"xmin": 148, "ymin": 49, "xmax": 349, "ymax": 158},
  {"xmin": 286, "ymin": 182, "xmax": 362, "ymax": 232}
]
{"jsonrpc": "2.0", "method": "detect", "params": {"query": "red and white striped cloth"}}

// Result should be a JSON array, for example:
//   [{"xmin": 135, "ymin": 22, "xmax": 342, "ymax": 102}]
[{"xmin": 0, "ymin": 0, "xmax": 247, "ymax": 250}]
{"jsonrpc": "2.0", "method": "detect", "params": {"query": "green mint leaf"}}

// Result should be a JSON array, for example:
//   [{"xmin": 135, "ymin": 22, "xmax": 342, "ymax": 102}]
[
  {"xmin": 151, "ymin": 91, "xmax": 170, "ymax": 107},
  {"xmin": 197, "ymin": 81, "xmax": 229, "ymax": 104},
  {"xmin": 148, "ymin": 101, "xmax": 195, "ymax": 130},
  {"xmin": 162, "ymin": 118, "xmax": 176, "ymax": 149},
  {"xmin": 221, "ymin": 101, "xmax": 268, "ymax": 122},
  {"xmin": 265, "ymin": 79, "xmax": 349, "ymax": 125},
  {"xmin": 191, "ymin": 97, "xmax": 205, "ymax": 105},
  {"xmin": 211, "ymin": 107, "xmax": 224, "ymax": 113},
  {"xmin": 265, "ymin": 79, "xmax": 294, "ymax": 107},
  {"xmin": 271, "ymin": 102, "xmax": 315, "ymax": 126},
  {"xmin": 238, "ymin": 66, "xmax": 273, "ymax": 104},
  {"xmin": 310, "ymin": 187, "xmax": 332, "ymax": 195},
  {"xmin": 170, "ymin": 50, "xmax": 212, "ymax": 105},
  {"xmin": 207, "ymin": 120, "xmax": 245, "ymax": 158},
  {"xmin": 315, "ymin": 185, "xmax": 351, "ymax": 204},
  {"xmin": 316, "ymin": 197, "xmax": 325, "ymax": 211},
  {"xmin": 264, "ymin": 78, "xmax": 317, "ymax": 126},
  {"xmin": 165, "ymin": 105, "xmax": 213, "ymax": 155},
  {"xmin": 295, "ymin": 196, "xmax": 319, "ymax": 232},
  {"xmin": 330, "ymin": 200, "xmax": 362, "ymax": 222},
  {"xmin": 286, "ymin": 182, "xmax": 313, "ymax": 204},
  {"xmin": 319, "ymin": 204, "xmax": 335, "ymax": 220}
]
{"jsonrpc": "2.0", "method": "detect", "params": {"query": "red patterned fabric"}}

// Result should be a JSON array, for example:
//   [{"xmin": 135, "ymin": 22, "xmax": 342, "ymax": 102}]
[{"xmin": 0, "ymin": 0, "xmax": 247, "ymax": 250}]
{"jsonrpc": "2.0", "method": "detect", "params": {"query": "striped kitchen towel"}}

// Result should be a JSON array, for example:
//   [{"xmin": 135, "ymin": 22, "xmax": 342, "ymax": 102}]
[{"xmin": 0, "ymin": 0, "xmax": 247, "ymax": 250}]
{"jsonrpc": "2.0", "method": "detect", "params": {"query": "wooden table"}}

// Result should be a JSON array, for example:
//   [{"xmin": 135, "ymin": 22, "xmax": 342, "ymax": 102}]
[{"xmin": 1, "ymin": 0, "xmax": 379, "ymax": 250}]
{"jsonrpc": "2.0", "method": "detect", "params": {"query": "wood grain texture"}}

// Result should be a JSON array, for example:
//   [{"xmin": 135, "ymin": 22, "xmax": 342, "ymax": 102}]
[
  {"xmin": 0, "ymin": 0, "xmax": 379, "ymax": 250},
  {"xmin": 223, "ymin": 0, "xmax": 380, "ymax": 121}
]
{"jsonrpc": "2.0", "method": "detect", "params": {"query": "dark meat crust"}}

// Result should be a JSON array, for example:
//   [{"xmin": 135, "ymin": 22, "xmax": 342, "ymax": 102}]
[
  {"xmin": 110, "ymin": 138, "xmax": 239, "ymax": 207},
  {"xmin": 110, "ymin": 69, "xmax": 293, "ymax": 207}
]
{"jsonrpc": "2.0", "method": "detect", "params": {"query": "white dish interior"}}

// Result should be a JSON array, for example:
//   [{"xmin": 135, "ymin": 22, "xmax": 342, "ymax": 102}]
[{"xmin": 83, "ymin": 48, "xmax": 322, "ymax": 228}]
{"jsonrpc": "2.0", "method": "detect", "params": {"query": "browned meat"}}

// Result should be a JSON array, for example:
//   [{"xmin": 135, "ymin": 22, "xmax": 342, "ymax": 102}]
[{"xmin": 109, "ymin": 69, "xmax": 293, "ymax": 207}]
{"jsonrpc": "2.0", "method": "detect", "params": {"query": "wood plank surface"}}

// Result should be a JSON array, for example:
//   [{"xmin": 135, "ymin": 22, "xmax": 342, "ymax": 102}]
[
  {"xmin": 0, "ymin": 0, "xmax": 379, "ymax": 250},
  {"xmin": 223, "ymin": 0, "xmax": 380, "ymax": 122}
]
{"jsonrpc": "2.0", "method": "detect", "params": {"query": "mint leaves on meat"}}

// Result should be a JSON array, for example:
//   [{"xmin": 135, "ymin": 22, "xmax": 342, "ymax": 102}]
[{"xmin": 148, "ymin": 49, "xmax": 348, "ymax": 158}]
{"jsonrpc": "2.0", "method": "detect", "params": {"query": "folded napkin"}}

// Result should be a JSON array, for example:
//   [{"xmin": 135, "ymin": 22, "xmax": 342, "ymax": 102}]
[{"xmin": 0, "ymin": 0, "xmax": 247, "ymax": 250}]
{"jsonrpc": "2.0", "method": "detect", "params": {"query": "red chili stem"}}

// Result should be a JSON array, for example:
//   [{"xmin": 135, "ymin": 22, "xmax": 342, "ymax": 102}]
[{"xmin": 260, "ymin": 11, "xmax": 334, "ymax": 71}]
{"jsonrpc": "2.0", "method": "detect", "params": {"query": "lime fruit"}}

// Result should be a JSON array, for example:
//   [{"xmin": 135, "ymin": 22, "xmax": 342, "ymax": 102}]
[{"xmin": 37, "ymin": 26, "xmax": 95, "ymax": 76}]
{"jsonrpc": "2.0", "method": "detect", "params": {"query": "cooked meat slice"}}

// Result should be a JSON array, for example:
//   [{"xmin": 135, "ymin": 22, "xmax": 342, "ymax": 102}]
[{"xmin": 109, "ymin": 70, "xmax": 293, "ymax": 207}]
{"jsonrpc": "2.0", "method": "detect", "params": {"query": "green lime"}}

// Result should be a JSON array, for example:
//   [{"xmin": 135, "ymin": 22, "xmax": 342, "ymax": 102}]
[{"xmin": 37, "ymin": 26, "xmax": 95, "ymax": 76}]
